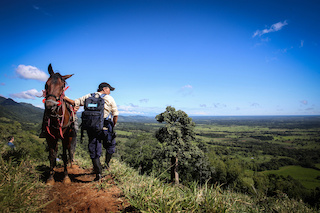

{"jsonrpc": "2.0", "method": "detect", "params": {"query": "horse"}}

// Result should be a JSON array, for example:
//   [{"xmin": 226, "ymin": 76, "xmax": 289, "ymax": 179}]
[{"xmin": 42, "ymin": 64, "xmax": 76, "ymax": 185}]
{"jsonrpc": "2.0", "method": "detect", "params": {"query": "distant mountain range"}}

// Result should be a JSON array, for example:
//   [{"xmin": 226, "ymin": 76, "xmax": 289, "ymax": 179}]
[
  {"xmin": 0, "ymin": 96, "xmax": 44, "ymax": 123},
  {"xmin": 0, "ymin": 97, "xmax": 156, "ymax": 124},
  {"xmin": 1, "ymin": 97, "xmax": 319, "ymax": 125}
]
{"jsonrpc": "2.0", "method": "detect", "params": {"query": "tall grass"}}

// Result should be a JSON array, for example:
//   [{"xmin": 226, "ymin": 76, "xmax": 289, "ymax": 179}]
[
  {"xmin": 0, "ymin": 154, "xmax": 46, "ymax": 212},
  {"xmin": 109, "ymin": 159, "xmax": 317, "ymax": 213}
]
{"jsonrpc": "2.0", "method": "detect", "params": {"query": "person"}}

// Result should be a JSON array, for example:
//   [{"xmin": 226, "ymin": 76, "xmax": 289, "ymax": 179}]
[
  {"xmin": 7, "ymin": 136, "xmax": 16, "ymax": 150},
  {"xmin": 64, "ymin": 82, "xmax": 119, "ymax": 181}
]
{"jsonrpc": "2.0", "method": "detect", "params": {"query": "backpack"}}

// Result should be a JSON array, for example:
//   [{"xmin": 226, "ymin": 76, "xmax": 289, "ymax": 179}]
[{"xmin": 80, "ymin": 93, "xmax": 105, "ymax": 141}]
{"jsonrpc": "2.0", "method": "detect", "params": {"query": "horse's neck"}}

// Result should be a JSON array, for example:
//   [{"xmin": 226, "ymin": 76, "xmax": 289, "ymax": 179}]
[{"xmin": 61, "ymin": 101, "xmax": 73, "ymax": 126}]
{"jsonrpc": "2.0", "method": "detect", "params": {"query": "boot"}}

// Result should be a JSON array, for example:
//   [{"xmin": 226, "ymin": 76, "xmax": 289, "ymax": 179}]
[
  {"xmin": 94, "ymin": 173, "xmax": 102, "ymax": 181},
  {"xmin": 92, "ymin": 158, "xmax": 102, "ymax": 181},
  {"xmin": 104, "ymin": 153, "xmax": 113, "ymax": 170}
]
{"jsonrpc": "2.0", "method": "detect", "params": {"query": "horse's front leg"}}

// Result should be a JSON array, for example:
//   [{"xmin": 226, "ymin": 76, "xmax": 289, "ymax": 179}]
[
  {"xmin": 46, "ymin": 140, "xmax": 58, "ymax": 185},
  {"xmin": 62, "ymin": 141, "xmax": 71, "ymax": 184}
]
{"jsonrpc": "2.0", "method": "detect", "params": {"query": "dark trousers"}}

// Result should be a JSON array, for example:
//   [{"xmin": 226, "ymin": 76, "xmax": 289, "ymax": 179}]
[
  {"xmin": 87, "ymin": 130, "xmax": 102, "ymax": 159},
  {"xmin": 103, "ymin": 136, "xmax": 116, "ymax": 154}
]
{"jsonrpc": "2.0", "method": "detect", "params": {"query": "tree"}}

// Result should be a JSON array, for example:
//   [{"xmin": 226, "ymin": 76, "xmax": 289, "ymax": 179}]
[{"xmin": 155, "ymin": 106, "xmax": 196, "ymax": 184}]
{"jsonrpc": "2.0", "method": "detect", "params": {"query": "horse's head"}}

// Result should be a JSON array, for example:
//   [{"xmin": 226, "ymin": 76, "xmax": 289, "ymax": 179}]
[{"xmin": 45, "ymin": 64, "xmax": 73, "ymax": 113}]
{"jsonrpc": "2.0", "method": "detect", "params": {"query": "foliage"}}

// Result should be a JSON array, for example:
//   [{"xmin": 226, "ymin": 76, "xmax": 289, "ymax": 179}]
[
  {"xmin": 0, "ymin": 118, "xmax": 47, "ymax": 162},
  {"xmin": 155, "ymin": 106, "xmax": 197, "ymax": 184},
  {"xmin": 118, "ymin": 133, "xmax": 162, "ymax": 175},
  {"xmin": 0, "ymin": 154, "xmax": 46, "ymax": 212},
  {"xmin": 266, "ymin": 174, "xmax": 308, "ymax": 200},
  {"xmin": 155, "ymin": 106, "xmax": 196, "ymax": 158},
  {"xmin": 114, "ymin": 114, "xmax": 320, "ymax": 208},
  {"xmin": 110, "ymin": 159, "xmax": 317, "ymax": 213}
]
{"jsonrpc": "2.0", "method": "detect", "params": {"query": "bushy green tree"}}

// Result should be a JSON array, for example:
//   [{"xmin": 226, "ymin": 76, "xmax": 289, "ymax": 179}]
[
  {"xmin": 267, "ymin": 174, "xmax": 308, "ymax": 200},
  {"xmin": 120, "ymin": 133, "xmax": 162, "ymax": 175},
  {"xmin": 155, "ymin": 106, "xmax": 197, "ymax": 184}
]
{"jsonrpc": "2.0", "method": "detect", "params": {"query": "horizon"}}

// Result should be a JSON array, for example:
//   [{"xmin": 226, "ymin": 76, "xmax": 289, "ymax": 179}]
[
  {"xmin": 1, "ymin": 0, "xmax": 319, "ymax": 116},
  {"xmin": 2, "ymin": 95, "xmax": 320, "ymax": 118}
]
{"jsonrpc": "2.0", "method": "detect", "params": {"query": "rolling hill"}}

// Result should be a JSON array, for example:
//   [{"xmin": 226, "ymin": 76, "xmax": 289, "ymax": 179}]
[{"xmin": 0, "ymin": 96, "xmax": 44, "ymax": 124}]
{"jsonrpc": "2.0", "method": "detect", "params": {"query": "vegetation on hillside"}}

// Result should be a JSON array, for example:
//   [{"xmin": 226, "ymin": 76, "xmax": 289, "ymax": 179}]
[
  {"xmin": 115, "ymin": 114, "xmax": 320, "ymax": 209},
  {"xmin": 0, "ymin": 148, "xmax": 46, "ymax": 212},
  {"xmin": 0, "ymin": 98, "xmax": 319, "ymax": 211},
  {"xmin": 110, "ymin": 159, "xmax": 317, "ymax": 212}
]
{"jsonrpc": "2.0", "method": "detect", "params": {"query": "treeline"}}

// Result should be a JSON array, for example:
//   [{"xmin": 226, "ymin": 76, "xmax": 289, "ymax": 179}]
[
  {"xmin": 114, "ymin": 119, "xmax": 320, "ymax": 209},
  {"xmin": 192, "ymin": 116, "xmax": 320, "ymax": 129},
  {"xmin": 208, "ymin": 138, "xmax": 320, "ymax": 171}
]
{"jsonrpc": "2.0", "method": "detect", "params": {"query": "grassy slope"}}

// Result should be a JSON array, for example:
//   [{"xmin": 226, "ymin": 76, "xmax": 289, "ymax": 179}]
[{"xmin": 108, "ymin": 159, "xmax": 317, "ymax": 213}]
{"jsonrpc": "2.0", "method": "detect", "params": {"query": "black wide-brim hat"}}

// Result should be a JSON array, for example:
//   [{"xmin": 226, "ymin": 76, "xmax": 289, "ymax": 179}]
[{"xmin": 98, "ymin": 82, "xmax": 115, "ymax": 91}]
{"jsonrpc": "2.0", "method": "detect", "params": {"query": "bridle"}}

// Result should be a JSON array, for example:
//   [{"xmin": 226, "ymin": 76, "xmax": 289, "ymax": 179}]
[
  {"xmin": 44, "ymin": 94, "xmax": 62, "ymax": 106},
  {"xmin": 43, "ymin": 82, "xmax": 71, "ymax": 139}
]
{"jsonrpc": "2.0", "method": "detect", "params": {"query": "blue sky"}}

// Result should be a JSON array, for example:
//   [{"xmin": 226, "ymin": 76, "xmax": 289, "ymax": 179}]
[{"xmin": 0, "ymin": 0, "xmax": 319, "ymax": 116}]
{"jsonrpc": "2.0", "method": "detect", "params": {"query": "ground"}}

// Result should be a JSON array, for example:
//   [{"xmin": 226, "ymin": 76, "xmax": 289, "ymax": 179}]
[{"xmin": 41, "ymin": 164, "xmax": 137, "ymax": 213}]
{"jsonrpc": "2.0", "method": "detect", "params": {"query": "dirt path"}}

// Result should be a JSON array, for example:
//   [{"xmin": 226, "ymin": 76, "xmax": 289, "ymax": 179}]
[{"xmin": 42, "ymin": 165, "xmax": 137, "ymax": 212}]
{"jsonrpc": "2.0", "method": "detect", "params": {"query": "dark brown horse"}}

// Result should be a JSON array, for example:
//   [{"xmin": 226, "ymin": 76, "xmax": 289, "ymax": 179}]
[{"xmin": 43, "ymin": 64, "xmax": 76, "ymax": 185}]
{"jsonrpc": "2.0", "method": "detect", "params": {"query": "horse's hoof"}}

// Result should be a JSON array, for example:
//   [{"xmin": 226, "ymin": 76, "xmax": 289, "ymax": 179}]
[
  {"xmin": 46, "ymin": 179, "xmax": 55, "ymax": 186},
  {"xmin": 63, "ymin": 176, "xmax": 71, "ymax": 184}
]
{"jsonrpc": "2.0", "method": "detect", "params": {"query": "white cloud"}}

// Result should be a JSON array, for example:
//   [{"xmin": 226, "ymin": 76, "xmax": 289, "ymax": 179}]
[
  {"xmin": 251, "ymin": 103, "xmax": 260, "ymax": 107},
  {"xmin": 253, "ymin": 20, "xmax": 288, "ymax": 37},
  {"xmin": 10, "ymin": 89, "xmax": 43, "ymax": 100},
  {"xmin": 179, "ymin": 84, "xmax": 193, "ymax": 97},
  {"xmin": 182, "ymin": 85, "xmax": 193, "ymax": 89},
  {"xmin": 213, "ymin": 103, "xmax": 226, "ymax": 108},
  {"xmin": 16, "ymin": 65, "xmax": 49, "ymax": 82},
  {"xmin": 189, "ymin": 111, "xmax": 209, "ymax": 116},
  {"xmin": 300, "ymin": 40, "xmax": 304, "ymax": 48},
  {"xmin": 33, "ymin": 5, "xmax": 51, "ymax": 16},
  {"xmin": 118, "ymin": 104, "xmax": 164, "ymax": 116},
  {"xmin": 300, "ymin": 100, "xmax": 308, "ymax": 105},
  {"xmin": 281, "ymin": 46, "xmax": 293, "ymax": 53},
  {"xmin": 118, "ymin": 104, "xmax": 143, "ymax": 115},
  {"xmin": 139, "ymin": 99, "xmax": 149, "ymax": 103},
  {"xmin": 265, "ymin": 56, "xmax": 277, "ymax": 63}
]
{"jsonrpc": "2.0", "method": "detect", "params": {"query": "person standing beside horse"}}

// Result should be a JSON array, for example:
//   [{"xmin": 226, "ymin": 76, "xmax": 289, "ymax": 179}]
[{"xmin": 64, "ymin": 82, "xmax": 119, "ymax": 181}]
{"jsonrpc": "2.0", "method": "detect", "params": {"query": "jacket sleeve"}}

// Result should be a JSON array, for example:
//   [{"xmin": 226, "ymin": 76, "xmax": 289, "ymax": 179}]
[
  {"xmin": 105, "ymin": 96, "xmax": 119, "ymax": 117},
  {"xmin": 74, "ymin": 93, "xmax": 91, "ymax": 107}
]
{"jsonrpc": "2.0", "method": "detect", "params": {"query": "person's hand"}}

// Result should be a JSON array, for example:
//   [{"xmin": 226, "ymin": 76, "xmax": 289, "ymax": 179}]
[
  {"xmin": 74, "ymin": 106, "xmax": 80, "ymax": 112},
  {"xmin": 63, "ymin": 96, "xmax": 75, "ymax": 105}
]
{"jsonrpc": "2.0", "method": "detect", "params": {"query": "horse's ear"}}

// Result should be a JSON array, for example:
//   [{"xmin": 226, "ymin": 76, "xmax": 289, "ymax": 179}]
[
  {"xmin": 48, "ymin": 64, "xmax": 54, "ymax": 76},
  {"xmin": 61, "ymin": 74, "xmax": 73, "ymax": 80}
]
